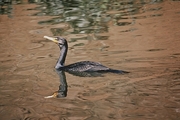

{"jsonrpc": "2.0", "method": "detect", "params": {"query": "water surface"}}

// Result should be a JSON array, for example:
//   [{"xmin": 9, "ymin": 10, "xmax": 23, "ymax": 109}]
[{"xmin": 0, "ymin": 0, "xmax": 180, "ymax": 119}]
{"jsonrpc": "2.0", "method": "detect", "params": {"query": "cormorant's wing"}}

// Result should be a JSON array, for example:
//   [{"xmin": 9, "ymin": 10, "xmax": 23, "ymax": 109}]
[{"xmin": 64, "ymin": 61, "xmax": 110, "ymax": 72}]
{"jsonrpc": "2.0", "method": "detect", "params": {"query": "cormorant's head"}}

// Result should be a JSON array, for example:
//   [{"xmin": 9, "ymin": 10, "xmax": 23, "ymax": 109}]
[{"xmin": 44, "ymin": 36, "xmax": 67, "ymax": 48}]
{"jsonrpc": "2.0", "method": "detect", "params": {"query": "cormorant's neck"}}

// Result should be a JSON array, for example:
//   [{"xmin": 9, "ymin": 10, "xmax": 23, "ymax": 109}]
[{"xmin": 55, "ymin": 43, "xmax": 68, "ymax": 69}]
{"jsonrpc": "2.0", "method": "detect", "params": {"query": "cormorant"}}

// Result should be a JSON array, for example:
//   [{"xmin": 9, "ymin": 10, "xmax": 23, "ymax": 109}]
[{"xmin": 44, "ymin": 36, "xmax": 128, "ymax": 74}]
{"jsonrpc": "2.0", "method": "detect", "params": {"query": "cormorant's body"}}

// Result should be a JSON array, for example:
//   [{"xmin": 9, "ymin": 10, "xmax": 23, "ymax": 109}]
[
  {"xmin": 61, "ymin": 61, "xmax": 127, "ymax": 74},
  {"xmin": 44, "ymin": 36, "xmax": 128, "ymax": 74}
]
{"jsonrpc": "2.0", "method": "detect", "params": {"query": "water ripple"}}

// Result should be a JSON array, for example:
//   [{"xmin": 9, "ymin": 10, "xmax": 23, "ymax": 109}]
[{"xmin": 29, "ymin": 0, "xmax": 164, "ymax": 40}]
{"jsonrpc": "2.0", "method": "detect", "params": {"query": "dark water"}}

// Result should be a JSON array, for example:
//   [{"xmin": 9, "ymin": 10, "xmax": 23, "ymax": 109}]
[{"xmin": 0, "ymin": 0, "xmax": 180, "ymax": 119}]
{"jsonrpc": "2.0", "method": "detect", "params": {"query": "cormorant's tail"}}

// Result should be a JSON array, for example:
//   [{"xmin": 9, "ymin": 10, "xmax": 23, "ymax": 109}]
[{"xmin": 107, "ymin": 69, "xmax": 129, "ymax": 74}]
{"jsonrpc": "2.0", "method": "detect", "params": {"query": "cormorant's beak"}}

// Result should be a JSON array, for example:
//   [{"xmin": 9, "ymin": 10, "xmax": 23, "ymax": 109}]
[
  {"xmin": 44, "ymin": 92, "xmax": 58, "ymax": 98},
  {"xmin": 44, "ymin": 36, "xmax": 59, "ymax": 43}
]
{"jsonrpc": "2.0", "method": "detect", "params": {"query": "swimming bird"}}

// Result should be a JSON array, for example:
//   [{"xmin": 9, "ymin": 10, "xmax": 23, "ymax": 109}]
[{"xmin": 44, "ymin": 36, "xmax": 128, "ymax": 74}]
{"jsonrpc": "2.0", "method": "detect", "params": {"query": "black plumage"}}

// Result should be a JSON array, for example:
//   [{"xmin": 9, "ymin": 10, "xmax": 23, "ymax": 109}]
[{"xmin": 44, "ymin": 36, "xmax": 128, "ymax": 74}]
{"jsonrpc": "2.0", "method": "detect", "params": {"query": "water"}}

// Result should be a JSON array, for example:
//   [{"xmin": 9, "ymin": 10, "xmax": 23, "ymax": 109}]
[{"xmin": 0, "ymin": 0, "xmax": 180, "ymax": 119}]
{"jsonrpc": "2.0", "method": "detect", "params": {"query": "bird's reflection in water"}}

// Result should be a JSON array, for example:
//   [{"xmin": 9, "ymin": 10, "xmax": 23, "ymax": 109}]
[
  {"xmin": 45, "ymin": 70, "xmax": 67, "ymax": 98},
  {"xmin": 44, "ymin": 69, "xmax": 111, "ymax": 98}
]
